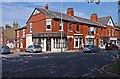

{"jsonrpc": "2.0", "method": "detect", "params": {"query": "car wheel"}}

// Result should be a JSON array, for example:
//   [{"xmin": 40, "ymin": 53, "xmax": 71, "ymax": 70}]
[
  {"xmin": 91, "ymin": 50, "xmax": 94, "ymax": 53},
  {"xmin": 25, "ymin": 49, "xmax": 27, "ymax": 52},
  {"xmin": 30, "ymin": 50, "xmax": 33, "ymax": 53}
]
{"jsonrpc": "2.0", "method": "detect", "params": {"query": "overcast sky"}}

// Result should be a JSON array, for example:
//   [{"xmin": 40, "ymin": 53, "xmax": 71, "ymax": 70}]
[{"xmin": 2, "ymin": 2, "xmax": 118, "ymax": 27}]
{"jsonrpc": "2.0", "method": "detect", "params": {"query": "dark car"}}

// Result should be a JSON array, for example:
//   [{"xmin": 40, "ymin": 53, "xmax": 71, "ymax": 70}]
[
  {"xmin": 0, "ymin": 46, "xmax": 10, "ymax": 54},
  {"xmin": 83, "ymin": 45, "xmax": 100, "ymax": 53},
  {"xmin": 25, "ymin": 45, "xmax": 42, "ymax": 53},
  {"xmin": 105, "ymin": 43, "xmax": 112, "ymax": 50},
  {"xmin": 112, "ymin": 44, "xmax": 118, "ymax": 50},
  {"xmin": 105, "ymin": 43, "xmax": 118, "ymax": 50}
]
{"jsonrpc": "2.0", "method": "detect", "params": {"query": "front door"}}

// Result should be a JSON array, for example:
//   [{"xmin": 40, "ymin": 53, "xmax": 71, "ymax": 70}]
[
  {"xmin": 68, "ymin": 38, "xmax": 72, "ymax": 50},
  {"xmin": 46, "ymin": 38, "xmax": 51, "ymax": 51}
]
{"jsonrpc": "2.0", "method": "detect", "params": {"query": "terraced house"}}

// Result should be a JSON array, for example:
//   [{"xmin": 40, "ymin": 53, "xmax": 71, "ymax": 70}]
[{"xmin": 16, "ymin": 4, "xmax": 120, "ymax": 52}]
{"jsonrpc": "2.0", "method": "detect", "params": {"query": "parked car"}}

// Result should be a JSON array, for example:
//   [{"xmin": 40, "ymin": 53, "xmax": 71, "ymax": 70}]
[
  {"xmin": 111, "ymin": 44, "xmax": 119, "ymax": 50},
  {"xmin": 25, "ymin": 45, "xmax": 42, "ymax": 53},
  {"xmin": 83, "ymin": 45, "xmax": 100, "ymax": 53},
  {"xmin": 105, "ymin": 43, "xmax": 112, "ymax": 50},
  {"xmin": 0, "ymin": 46, "xmax": 10, "ymax": 54},
  {"xmin": 105, "ymin": 43, "xmax": 118, "ymax": 50}
]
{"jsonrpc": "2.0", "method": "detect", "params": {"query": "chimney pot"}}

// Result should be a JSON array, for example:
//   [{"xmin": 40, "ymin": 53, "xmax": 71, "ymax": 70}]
[
  {"xmin": 45, "ymin": 4, "xmax": 48, "ymax": 10},
  {"xmin": 90, "ymin": 13, "xmax": 98, "ymax": 22},
  {"xmin": 67, "ymin": 8, "xmax": 74, "ymax": 16}
]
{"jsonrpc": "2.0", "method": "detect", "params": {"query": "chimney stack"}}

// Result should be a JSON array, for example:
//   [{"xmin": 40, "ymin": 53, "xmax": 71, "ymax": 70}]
[
  {"xmin": 13, "ymin": 21, "xmax": 18, "ymax": 29},
  {"xmin": 90, "ymin": 13, "xmax": 98, "ymax": 22},
  {"xmin": 45, "ymin": 4, "xmax": 49, "ymax": 10},
  {"xmin": 67, "ymin": 8, "xmax": 74, "ymax": 16}
]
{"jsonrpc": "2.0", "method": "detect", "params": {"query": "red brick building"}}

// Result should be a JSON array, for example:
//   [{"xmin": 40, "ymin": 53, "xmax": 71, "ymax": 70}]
[{"xmin": 16, "ymin": 4, "xmax": 120, "ymax": 52}]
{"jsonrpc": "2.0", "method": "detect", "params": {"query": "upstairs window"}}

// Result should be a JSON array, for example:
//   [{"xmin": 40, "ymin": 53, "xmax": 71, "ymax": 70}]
[
  {"xmin": 69, "ymin": 23, "xmax": 72, "ymax": 32},
  {"xmin": 30, "ymin": 23, "xmax": 32, "ymax": 33},
  {"xmin": 88, "ymin": 26, "xmax": 91, "ymax": 34},
  {"xmin": 112, "ymin": 29, "xmax": 114, "ymax": 36},
  {"xmin": 46, "ymin": 19, "xmax": 51, "ymax": 30},
  {"xmin": 108, "ymin": 29, "xmax": 110, "ymax": 36},
  {"xmin": 76, "ymin": 24, "xmax": 79, "ymax": 32},
  {"xmin": 23, "ymin": 29, "xmax": 25, "ymax": 37},
  {"xmin": 59, "ymin": 21, "xmax": 63, "ymax": 31},
  {"xmin": 17, "ymin": 31, "xmax": 19, "ymax": 37}
]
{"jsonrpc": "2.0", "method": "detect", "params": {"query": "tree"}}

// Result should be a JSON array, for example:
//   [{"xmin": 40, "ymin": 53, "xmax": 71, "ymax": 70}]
[{"xmin": 85, "ymin": 0, "xmax": 100, "ymax": 5}]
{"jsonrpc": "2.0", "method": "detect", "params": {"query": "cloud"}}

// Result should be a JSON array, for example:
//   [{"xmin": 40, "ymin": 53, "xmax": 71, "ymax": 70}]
[{"xmin": 75, "ymin": 11, "xmax": 88, "ymax": 18}]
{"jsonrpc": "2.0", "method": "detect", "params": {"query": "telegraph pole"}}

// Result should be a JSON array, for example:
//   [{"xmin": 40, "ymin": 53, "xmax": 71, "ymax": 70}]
[{"xmin": 61, "ymin": 0, "xmax": 63, "ymax": 53}]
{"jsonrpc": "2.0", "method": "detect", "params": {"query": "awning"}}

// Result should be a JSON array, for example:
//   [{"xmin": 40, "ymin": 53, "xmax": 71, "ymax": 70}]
[{"xmin": 32, "ymin": 32, "xmax": 67, "ymax": 38}]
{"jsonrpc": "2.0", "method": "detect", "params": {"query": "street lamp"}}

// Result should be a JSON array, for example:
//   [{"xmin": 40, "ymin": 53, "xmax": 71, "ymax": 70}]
[{"xmin": 61, "ymin": 0, "xmax": 63, "ymax": 53}]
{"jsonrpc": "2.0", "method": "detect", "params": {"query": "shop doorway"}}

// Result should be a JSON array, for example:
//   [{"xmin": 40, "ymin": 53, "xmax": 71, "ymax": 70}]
[{"xmin": 46, "ymin": 38, "xmax": 51, "ymax": 51}]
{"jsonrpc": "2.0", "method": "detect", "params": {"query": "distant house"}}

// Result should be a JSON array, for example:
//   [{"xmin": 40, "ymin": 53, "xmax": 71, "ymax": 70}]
[
  {"xmin": 2, "ymin": 21, "xmax": 18, "ymax": 49},
  {"xmin": 98, "ymin": 16, "xmax": 120, "ymax": 48}
]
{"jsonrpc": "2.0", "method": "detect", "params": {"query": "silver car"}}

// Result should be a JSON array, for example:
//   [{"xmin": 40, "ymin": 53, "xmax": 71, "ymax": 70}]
[
  {"xmin": 25, "ymin": 45, "xmax": 42, "ymax": 53},
  {"xmin": 83, "ymin": 45, "xmax": 100, "ymax": 53},
  {"xmin": 1, "ymin": 46, "xmax": 11, "ymax": 54}
]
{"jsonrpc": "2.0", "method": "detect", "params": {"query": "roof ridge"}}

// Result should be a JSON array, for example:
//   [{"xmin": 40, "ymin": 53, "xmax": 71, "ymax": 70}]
[{"xmin": 98, "ymin": 16, "xmax": 111, "ymax": 19}]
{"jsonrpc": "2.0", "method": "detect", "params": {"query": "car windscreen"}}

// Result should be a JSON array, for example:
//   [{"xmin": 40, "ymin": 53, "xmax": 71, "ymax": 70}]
[
  {"xmin": 85, "ymin": 45, "xmax": 91, "ymax": 48},
  {"xmin": 34, "ymin": 45, "xmax": 40, "ymax": 48},
  {"xmin": 2, "ymin": 46, "xmax": 9, "ymax": 49}
]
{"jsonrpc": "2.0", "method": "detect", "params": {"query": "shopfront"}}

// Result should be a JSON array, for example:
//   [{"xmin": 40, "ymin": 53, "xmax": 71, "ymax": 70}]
[{"xmin": 32, "ymin": 32, "xmax": 67, "ymax": 52}]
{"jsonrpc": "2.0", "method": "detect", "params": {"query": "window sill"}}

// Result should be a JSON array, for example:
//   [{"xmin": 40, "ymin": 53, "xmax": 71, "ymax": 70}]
[
  {"xmin": 74, "ymin": 47, "xmax": 79, "ymax": 48},
  {"xmin": 69, "ymin": 31, "xmax": 73, "ymax": 32},
  {"xmin": 46, "ymin": 29, "xmax": 51, "ymax": 30},
  {"xmin": 59, "ymin": 30, "xmax": 64, "ymax": 31}
]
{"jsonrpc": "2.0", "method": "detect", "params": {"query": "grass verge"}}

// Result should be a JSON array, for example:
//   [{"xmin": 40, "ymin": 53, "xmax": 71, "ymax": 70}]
[{"xmin": 105, "ymin": 59, "xmax": 120, "ymax": 75}]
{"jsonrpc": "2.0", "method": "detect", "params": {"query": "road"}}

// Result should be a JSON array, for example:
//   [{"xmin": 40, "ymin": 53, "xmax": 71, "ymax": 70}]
[{"xmin": 2, "ymin": 50, "xmax": 120, "ymax": 78}]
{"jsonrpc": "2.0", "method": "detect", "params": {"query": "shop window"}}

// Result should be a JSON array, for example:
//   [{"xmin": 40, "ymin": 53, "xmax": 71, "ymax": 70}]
[
  {"xmin": 39, "ymin": 38, "xmax": 44, "ymax": 48},
  {"xmin": 54, "ymin": 38, "xmax": 66, "ymax": 48}
]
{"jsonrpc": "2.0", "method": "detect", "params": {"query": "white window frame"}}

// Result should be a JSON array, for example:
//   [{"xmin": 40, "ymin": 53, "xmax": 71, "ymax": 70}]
[
  {"xmin": 17, "ymin": 40, "xmax": 19, "ymax": 48},
  {"xmin": 74, "ymin": 38, "xmax": 79, "ymax": 48},
  {"xmin": 20, "ymin": 39, "xmax": 23, "ymax": 48},
  {"xmin": 59, "ymin": 21, "xmax": 63, "ymax": 31},
  {"xmin": 17, "ymin": 31, "xmax": 19, "ymax": 37},
  {"xmin": 30, "ymin": 23, "xmax": 32, "ymax": 33},
  {"xmin": 46, "ymin": 19, "xmax": 51, "ymax": 30},
  {"xmin": 112, "ymin": 29, "xmax": 114, "ymax": 36},
  {"xmin": 23, "ymin": 29, "xmax": 25, "ymax": 37}
]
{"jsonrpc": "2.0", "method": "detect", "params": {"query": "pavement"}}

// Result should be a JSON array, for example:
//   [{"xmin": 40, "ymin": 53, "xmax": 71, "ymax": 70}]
[{"xmin": 1, "ymin": 50, "xmax": 83, "ymax": 58}]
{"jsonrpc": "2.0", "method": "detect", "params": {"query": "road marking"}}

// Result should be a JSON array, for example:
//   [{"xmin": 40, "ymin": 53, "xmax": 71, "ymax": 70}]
[
  {"xmin": 82, "ymin": 72, "xmax": 92, "ymax": 77},
  {"xmin": 10, "ymin": 64, "xmax": 55, "ymax": 73},
  {"xmin": 102, "ymin": 63, "xmax": 120, "ymax": 77}
]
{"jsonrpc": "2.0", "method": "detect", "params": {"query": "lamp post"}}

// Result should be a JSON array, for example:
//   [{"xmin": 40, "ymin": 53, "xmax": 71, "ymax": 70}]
[{"xmin": 60, "ymin": 0, "xmax": 63, "ymax": 53}]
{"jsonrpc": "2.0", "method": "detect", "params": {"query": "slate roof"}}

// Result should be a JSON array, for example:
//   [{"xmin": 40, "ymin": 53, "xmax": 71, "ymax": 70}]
[
  {"xmin": 30, "ymin": 8, "xmax": 104, "ymax": 27},
  {"xmin": 98, "ymin": 16, "xmax": 111, "ymax": 25},
  {"xmin": 16, "ymin": 26, "xmax": 26, "ymax": 31}
]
